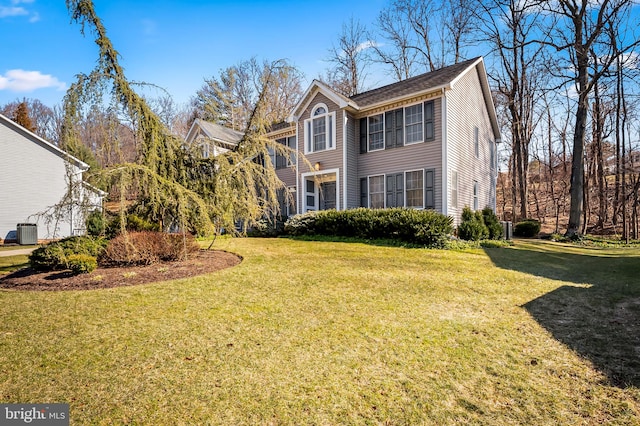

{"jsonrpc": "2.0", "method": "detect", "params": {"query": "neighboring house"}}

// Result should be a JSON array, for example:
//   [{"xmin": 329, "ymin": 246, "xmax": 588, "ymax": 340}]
[
  {"xmin": 184, "ymin": 118, "xmax": 243, "ymax": 158},
  {"xmin": 267, "ymin": 56, "xmax": 501, "ymax": 224},
  {"xmin": 0, "ymin": 114, "xmax": 105, "ymax": 243}
]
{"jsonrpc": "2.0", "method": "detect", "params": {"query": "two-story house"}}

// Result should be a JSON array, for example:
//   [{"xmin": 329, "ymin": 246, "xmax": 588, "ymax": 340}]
[{"xmin": 267, "ymin": 56, "xmax": 500, "ymax": 224}]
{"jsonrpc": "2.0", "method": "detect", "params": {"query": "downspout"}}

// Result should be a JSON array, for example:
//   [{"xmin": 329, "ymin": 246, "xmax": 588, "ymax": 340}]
[
  {"xmin": 343, "ymin": 110, "xmax": 348, "ymax": 211},
  {"xmin": 296, "ymin": 120, "xmax": 300, "ymax": 214},
  {"xmin": 441, "ymin": 88, "xmax": 448, "ymax": 217}
]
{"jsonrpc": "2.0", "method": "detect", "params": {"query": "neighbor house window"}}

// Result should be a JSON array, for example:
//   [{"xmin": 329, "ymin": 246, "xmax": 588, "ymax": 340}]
[
  {"xmin": 405, "ymin": 104, "xmax": 423, "ymax": 144},
  {"xmin": 368, "ymin": 114, "xmax": 384, "ymax": 151},
  {"xmin": 473, "ymin": 180, "xmax": 479, "ymax": 210},
  {"xmin": 305, "ymin": 104, "xmax": 335, "ymax": 154},
  {"xmin": 369, "ymin": 175, "xmax": 385, "ymax": 208},
  {"xmin": 405, "ymin": 170, "xmax": 424, "ymax": 208},
  {"xmin": 275, "ymin": 136, "xmax": 296, "ymax": 169},
  {"xmin": 202, "ymin": 142, "xmax": 210, "ymax": 159}
]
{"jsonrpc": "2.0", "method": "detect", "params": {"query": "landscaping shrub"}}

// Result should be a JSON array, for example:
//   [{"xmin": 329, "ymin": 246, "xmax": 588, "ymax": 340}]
[
  {"xmin": 457, "ymin": 207, "xmax": 488, "ymax": 241},
  {"xmin": 482, "ymin": 207, "xmax": 503, "ymax": 240},
  {"xmin": 284, "ymin": 208, "xmax": 453, "ymax": 248},
  {"xmin": 247, "ymin": 217, "xmax": 287, "ymax": 237},
  {"xmin": 100, "ymin": 231, "xmax": 200, "ymax": 266},
  {"xmin": 29, "ymin": 236, "xmax": 108, "ymax": 271},
  {"xmin": 514, "ymin": 219, "xmax": 541, "ymax": 238},
  {"xmin": 106, "ymin": 214, "xmax": 160, "ymax": 237},
  {"xmin": 86, "ymin": 209, "xmax": 106, "ymax": 237},
  {"xmin": 66, "ymin": 254, "xmax": 98, "ymax": 274}
]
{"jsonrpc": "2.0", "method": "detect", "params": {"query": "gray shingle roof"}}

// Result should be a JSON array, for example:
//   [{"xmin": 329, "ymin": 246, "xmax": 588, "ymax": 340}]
[
  {"xmin": 350, "ymin": 57, "xmax": 481, "ymax": 108},
  {"xmin": 197, "ymin": 120, "xmax": 243, "ymax": 144}
]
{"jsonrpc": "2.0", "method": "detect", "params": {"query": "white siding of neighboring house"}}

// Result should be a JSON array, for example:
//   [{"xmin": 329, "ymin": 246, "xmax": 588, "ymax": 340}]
[
  {"xmin": 445, "ymin": 65, "xmax": 497, "ymax": 225},
  {"xmin": 0, "ymin": 117, "xmax": 95, "ymax": 241}
]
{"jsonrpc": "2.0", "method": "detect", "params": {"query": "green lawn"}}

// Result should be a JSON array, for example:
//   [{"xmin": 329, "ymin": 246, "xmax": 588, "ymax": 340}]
[
  {"xmin": 0, "ymin": 255, "xmax": 29, "ymax": 274},
  {"xmin": 0, "ymin": 238, "xmax": 638, "ymax": 424}
]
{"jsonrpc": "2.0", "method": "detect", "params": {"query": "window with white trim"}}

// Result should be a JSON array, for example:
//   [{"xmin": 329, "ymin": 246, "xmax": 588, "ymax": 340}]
[
  {"xmin": 369, "ymin": 175, "xmax": 385, "ymax": 208},
  {"xmin": 275, "ymin": 136, "xmax": 296, "ymax": 169},
  {"xmin": 405, "ymin": 104, "xmax": 423, "ymax": 144},
  {"xmin": 305, "ymin": 104, "xmax": 335, "ymax": 153},
  {"xmin": 473, "ymin": 180, "xmax": 479, "ymax": 210},
  {"xmin": 474, "ymin": 126, "xmax": 479, "ymax": 158},
  {"xmin": 405, "ymin": 170, "xmax": 424, "ymax": 208},
  {"xmin": 451, "ymin": 171, "xmax": 458, "ymax": 209},
  {"xmin": 368, "ymin": 114, "xmax": 384, "ymax": 151}
]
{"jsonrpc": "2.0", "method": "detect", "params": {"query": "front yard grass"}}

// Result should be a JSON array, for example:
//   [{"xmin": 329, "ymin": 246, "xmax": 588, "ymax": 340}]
[{"xmin": 0, "ymin": 238, "xmax": 638, "ymax": 424}]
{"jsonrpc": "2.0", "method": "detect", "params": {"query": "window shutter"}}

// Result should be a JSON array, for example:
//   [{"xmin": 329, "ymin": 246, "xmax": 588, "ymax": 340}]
[
  {"xmin": 360, "ymin": 177, "xmax": 368, "ymax": 207},
  {"xmin": 425, "ymin": 169, "xmax": 435, "ymax": 209},
  {"xmin": 385, "ymin": 111, "xmax": 394, "ymax": 149},
  {"xmin": 424, "ymin": 101, "xmax": 435, "ymax": 141},
  {"xmin": 386, "ymin": 174, "xmax": 394, "ymax": 206},
  {"xmin": 385, "ymin": 173, "xmax": 404, "ymax": 207},
  {"xmin": 359, "ymin": 118, "xmax": 367, "ymax": 153},
  {"xmin": 395, "ymin": 109, "xmax": 404, "ymax": 147}
]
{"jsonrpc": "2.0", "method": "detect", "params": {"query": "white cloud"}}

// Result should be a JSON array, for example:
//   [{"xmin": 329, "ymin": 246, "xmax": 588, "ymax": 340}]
[
  {"xmin": 0, "ymin": 69, "xmax": 66, "ymax": 92},
  {"xmin": 0, "ymin": 6, "xmax": 28, "ymax": 17},
  {"xmin": 356, "ymin": 40, "xmax": 380, "ymax": 53}
]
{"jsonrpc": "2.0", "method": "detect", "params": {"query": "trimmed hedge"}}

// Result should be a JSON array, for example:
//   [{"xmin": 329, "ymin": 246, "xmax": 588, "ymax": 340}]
[
  {"xmin": 100, "ymin": 231, "xmax": 200, "ymax": 266},
  {"xmin": 514, "ymin": 219, "xmax": 541, "ymax": 238},
  {"xmin": 29, "ymin": 236, "xmax": 107, "ymax": 272},
  {"xmin": 284, "ymin": 208, "xmax": 453, "ymax": 248}
]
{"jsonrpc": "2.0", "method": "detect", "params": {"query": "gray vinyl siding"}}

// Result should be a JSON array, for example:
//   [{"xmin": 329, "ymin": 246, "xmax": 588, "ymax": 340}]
[
  {"xmin": 345, "ymin": 112, "xmax": 359, "ymax": 209},
  {"xmin": 445, "ymin": 66, "xmax": 496, "ymax": 224},
  {"xmin": 356, "ymin": 97, "xmax": 443, "ymax": 212},
  {"xmin": 0, "ymin": 119, "xmax": 86, "ymax": 240},
  {"xmin": 297, "ymin": 92, "xmax": 346, "ymax": 210}
]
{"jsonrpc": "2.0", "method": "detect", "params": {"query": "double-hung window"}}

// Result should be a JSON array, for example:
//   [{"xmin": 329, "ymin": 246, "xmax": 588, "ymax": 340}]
[
  {"xmin": 405, "ymin": 170, "xmax": 424, "ymax": 208},
  {"xmin": 473, "ymin": 180, "xmax": 479, "ymax": 210},
  {"xmin": 275, "ymin": 136, "xmax": 296, "ymax": 169},
  {"xmin": 305, "ymin": 104, "xmax": 335, "ymax": 154},
  {"xmin": 368, "ymin": 114, "xmax": 384, "ymax": 151},
  {"xmin": 405, "ymin": 104, "xmax": 423, "ymax": 144},
  {"xmin": 368, "ymin": 175, "xmax": 385, "ymax": 208}
]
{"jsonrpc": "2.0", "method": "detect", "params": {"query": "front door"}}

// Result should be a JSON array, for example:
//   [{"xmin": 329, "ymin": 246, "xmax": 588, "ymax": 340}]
[{"xmin": 320, "ymin": 181, "xmax": 337, "ymax": 210}]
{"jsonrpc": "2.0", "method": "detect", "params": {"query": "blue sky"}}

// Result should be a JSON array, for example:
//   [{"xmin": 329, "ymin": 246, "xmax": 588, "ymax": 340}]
[{"xmin": 0, "ymin": 0, "xmax": 387, "ymax": 108}]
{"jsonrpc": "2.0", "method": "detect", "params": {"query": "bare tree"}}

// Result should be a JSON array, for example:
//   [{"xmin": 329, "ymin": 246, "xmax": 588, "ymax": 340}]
[
  {"xmin": 479, "ymin": 0, "xmax": 546, "ymax": 221},
  {"xmin": 1, "ymin": 98, "xmax": 57, "ymax": 142},
  {"xmin": 374, "ymin": 0, "xmax": 476, "ymax": 77},
  {"xmin": 540, "ymin": 0, "xmax": 640, "ymax": 237},
  {"xmin": 192, "ymin": 57, "xmax": 303, "ymax": 130},
  {"xmin": 371, "ymin": 6, "xmax": 418, "ymax": 80},
  {"xmin": 324, "ymin": 17, "xmax": 371, "ymax": 96}
]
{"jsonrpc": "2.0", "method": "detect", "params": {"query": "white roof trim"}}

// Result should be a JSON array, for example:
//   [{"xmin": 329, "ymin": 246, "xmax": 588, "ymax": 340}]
[
  {"xmin": 287, "ymin": 80, "xmax": 357, "ymax": 122},
  {"xmin": 0, "ymin": 113, "xmax": 89, "ymax": 171}
]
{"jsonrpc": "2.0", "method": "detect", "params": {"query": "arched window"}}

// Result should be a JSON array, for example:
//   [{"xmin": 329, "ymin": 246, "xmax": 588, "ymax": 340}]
[{"xmin": 304, "ymin": 103, "xmax": 335, "ymax": 153}]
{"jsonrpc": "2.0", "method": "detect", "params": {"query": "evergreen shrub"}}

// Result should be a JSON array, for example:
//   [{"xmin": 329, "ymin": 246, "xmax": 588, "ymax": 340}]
[
  {"xmin": 29, "ymin": 236, "xmax": 107, "ymax": 271},
  {"xmin": 86, "ymin": 210, "xmax": 106, "ymax": 237},
  {"xmin": 457, "ymin": 207, "xmax": 488, "ymax": 241},
  {"xmin": 284, "ymin": 208, "xmax": 453, "ymax": 248},
  {"xmin": 482, "ymin": 207, "xmax": 503, "ymax": 240},
  {"xmin": 514, "ymin": 219, "xmax": 541, "ymax": 238},
  {"xmin": 67, "ymin": 254, "xmax": 98, "ymax": 274}
]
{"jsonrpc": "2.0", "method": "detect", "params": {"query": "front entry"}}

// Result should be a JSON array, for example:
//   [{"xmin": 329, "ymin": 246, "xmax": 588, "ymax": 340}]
[
  {"xmin": 320, "ymin": 181, "xmax": 337, "ymax": 210},
  {"xmin": 303, "ymin": 172, "xmax": 338, "ymax": 212}
]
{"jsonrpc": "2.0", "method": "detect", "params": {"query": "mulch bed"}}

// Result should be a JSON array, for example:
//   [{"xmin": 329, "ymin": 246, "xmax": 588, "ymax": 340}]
[{"xmin": 0, "ymin": 250, "xmax": 242, "ymax": 291}]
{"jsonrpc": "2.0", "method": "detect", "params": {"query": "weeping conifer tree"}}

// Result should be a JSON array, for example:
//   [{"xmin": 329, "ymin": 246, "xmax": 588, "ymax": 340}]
[{"xmin": 62, "ymin": 0, "xmax": 294, "ymax": 237}]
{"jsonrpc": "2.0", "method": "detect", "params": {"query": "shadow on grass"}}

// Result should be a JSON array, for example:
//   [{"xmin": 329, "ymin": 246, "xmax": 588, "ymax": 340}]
[{"xmin": 485, "ymin": 241, "xmax": 640, "ymax": 388}]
